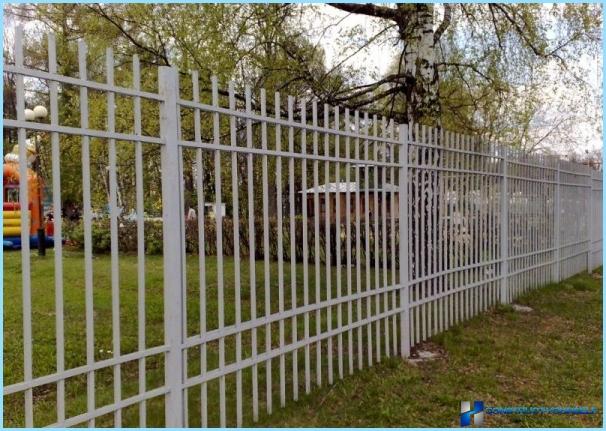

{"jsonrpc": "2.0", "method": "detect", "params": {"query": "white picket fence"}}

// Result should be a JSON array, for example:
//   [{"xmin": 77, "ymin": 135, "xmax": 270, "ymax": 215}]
[{"xmin": 3, "ymin": 29, "xmax": 603, "ymax": 427}]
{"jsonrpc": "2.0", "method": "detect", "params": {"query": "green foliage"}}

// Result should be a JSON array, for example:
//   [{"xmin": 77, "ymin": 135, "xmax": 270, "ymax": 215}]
[{"xmin": 62, "ymin": 216, "xmax": 401, "ymax": 268}]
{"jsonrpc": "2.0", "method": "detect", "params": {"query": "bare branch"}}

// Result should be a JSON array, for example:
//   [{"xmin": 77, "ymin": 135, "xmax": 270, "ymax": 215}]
[
  {"xmin": 433, "ymin": 4, "xmax": 453, "ymax": 44},
  {"xmin": 327, "ymin": 3, "xmax": 399, "ymax": 22}
]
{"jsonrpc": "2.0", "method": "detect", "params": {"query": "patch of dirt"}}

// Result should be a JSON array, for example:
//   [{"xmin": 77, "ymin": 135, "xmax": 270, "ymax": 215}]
[
  {"xmin": 408, "ymin": 341, "xmax": 447, "ymax": 364},
  {"xmin": 512, "ymin": 304, "xmax": 533, "ymax": 313}
]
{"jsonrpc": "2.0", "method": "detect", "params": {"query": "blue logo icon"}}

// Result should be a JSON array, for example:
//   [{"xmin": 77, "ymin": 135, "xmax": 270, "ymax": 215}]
[{"xmin": 461, "ymin": 401, "xmax": 484, "ymax": 427}]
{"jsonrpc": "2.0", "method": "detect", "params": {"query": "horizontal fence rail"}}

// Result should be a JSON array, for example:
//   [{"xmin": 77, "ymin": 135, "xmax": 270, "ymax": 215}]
[{"xmin": 2, "ymin": 28, "xmax": 603, "ymax": 427}]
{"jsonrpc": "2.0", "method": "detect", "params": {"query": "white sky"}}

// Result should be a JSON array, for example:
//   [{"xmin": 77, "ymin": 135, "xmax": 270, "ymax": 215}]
[{"xmin": 306, "ymin": 4, "xmax": 603, "ymax": 156}]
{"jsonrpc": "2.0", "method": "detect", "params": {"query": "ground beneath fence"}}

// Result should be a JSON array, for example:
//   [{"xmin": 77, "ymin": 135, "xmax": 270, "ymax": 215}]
[
  {"xmin": 257, "ymin": 269, "xmax": 603, "ymax": 427},
  {"xmin": 3, "ymin": 251, "xmax": 602, "ymax": 427}
]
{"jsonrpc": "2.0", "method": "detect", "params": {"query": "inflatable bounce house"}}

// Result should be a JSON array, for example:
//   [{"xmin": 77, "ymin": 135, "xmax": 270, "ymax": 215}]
[{"xmin": 3, "ymin": 141, "xmax": 54, "ymax": 250}]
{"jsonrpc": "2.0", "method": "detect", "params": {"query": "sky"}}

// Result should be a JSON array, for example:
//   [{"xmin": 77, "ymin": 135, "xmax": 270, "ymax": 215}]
[{"xmin": 306, "ymin": 4, "xmax": 603, "ymax": 156}]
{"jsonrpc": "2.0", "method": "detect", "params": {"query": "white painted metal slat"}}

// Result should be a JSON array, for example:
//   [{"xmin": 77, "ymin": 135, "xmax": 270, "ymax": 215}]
[
  {"xmin": 345, "ymin": 109, "xmax": 354, "ymax": 373},
  {"xmin": 106, "ymin": 48, "xmax": 122, "ymax": 427},
  {"xmin": 312, "ymin": 101, "xmax": 323, "ymax": 387},
  {"xmin": 211, "ymin": 76, "xmax": 227, "ymax": 427},
  {"xmin": 260, "ymin": 88, "xmax": 272, "ymax": 416},
  {"xmin": 245, "ymin": 86, "xmax": 259, "ymax": 421},
  {"xmin": 287, "ymin": 96, "xmax": 299, "ymax": 401},
  {"xmin": 15, "ymin": 26, "xmax": 33, "ymax": 428},
  {"xmin": 354, "ymin": 111, "xmax": 364, "ymax": 369},
  {"xmin": 335, "ymin": 107, "xmax": 343, "ymax": 379},
  {"xmin": 324, "ymin": 105, "xmax": 334, "ymax": 383},
  {"xmin": 133, "ymin": 54, "xmax": 147, "ymax": 428},
  {"xmin": 77, "ymin": 38, "xmax": 96, "ymax": 428},
  {"xmin": 274, "ymin": 91, "xmax": 286, "ymax": 410},
  {"xmin": 48, "ymin": 33, "xmax": 65, "ymax": 425},
  {"xmin": 229, "ymin": 81, "xmax": 243, "ymax": 425},
  {"xmin": 192, "ymin": 71, "xmax": 208, "ymax": 428},
  {"xmin": 301, "ymin": 100, "xmax": 311, "ymax": 394}
]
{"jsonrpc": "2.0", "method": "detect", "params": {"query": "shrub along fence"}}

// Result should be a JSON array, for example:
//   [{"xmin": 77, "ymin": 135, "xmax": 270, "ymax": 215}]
[
  {"xmin": 64, "ymin": 217, "xmax": 401, "ymax": 266},
  {"xmin": 3, "ymin": 28, "xmax": 603, "ymax": 428}
]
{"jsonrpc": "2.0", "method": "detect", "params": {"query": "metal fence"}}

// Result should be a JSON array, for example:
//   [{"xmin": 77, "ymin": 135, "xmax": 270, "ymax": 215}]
[{"xmin": 3, "ymin": 29, "xmax": 603, "ymax": 427}]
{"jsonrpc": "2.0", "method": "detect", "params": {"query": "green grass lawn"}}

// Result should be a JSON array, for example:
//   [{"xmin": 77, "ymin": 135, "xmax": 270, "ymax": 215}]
[
  {"xmin": 3, "ymin": 250, "xmax": 602, "ymax": 427},
  {"xmin": 258, "ymin": 269, "xmax": 604, "ymax": 427}
]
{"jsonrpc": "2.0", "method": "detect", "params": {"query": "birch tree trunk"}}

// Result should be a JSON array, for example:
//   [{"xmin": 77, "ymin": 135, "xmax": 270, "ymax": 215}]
[
  {"xmin": 328, "ymin": 3, "xmax": 446, "ymax": 127},
  {"xmin": 400, "ymin": 4, "xmax": 440, "ymax": 127}
]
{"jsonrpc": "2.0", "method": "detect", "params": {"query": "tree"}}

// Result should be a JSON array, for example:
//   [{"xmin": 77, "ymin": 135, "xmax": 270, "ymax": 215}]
[{"xmin": 320, "ymin": 3, "xmax": 601, "ymax": 139}]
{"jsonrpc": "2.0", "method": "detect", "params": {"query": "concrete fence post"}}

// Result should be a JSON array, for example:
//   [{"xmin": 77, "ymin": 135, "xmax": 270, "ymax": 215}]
[{"xmin": 158, "ymin": 66, "xmax": 185, "ymax": 427}]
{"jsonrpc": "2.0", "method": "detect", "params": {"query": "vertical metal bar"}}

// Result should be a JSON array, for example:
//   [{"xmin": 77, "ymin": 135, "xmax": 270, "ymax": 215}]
[
  {"xmin": 363, "ymin": 112, "xmax": 372, "ymax": 366},
  {"xmin": 230, "ymin": 82, "xmax": 243, "ymax": 419},
  {"xmin": 354, "ymin": 111, "xmax": 363, "ymax": 369},
  {"xmin": 430, "ymin": 128, "xmax": 437, "ymax": 334},
  {"xmin": 380, "ymin": 117, "xmax": 389, "ymax": 356},
  {"xmin": 275, "ymin": 93, "xmax": 286, "ymax": 407},
  {"xmin": 334, "ymin": 106, "xmax": 343, "ymax": 379},
  {"xmin": 244, "ymin": 86, "xmax": 259, "ymax": 420},
  {"xmin": 105, "ymin": 48, "xmax": 122, "ymax": 427},
  {"xmin": 437, "ymin": 128, "xmax": 444, "ymax": 331},
  {"xmin": 419, "ymin": 125, "xmax": 426, "ymax": 341},
  {"xmin": 586, "ymin": 167, "xmax": 592, "ymax": 271},
  {"xmin": 76, "ymin": 41, "xmax": 95, "ymax": 427},
  {"xmin": 431, "ymin": 128, "xmax": 438, "ymax": 329},
  {"xmin": 446, "ymin": 136, "xmax": 451, "ymax": 327},
  {"xmin": 192, "ymin": 72, "xmax": 208, "ymax": 428},
  {"xmin": 344, "ymin": 109, "xmax": 354, "ymax": 374},
  {"xmin": 78, "ymin": 40, "xmax": 95, "ymax": 428},
  {"xmin": 15, "ymin": 26, "xmax": 33, "ymax": 427},
  {"xmin": 454, "ymin": 132, "xmax": 461, "ymax": 325},
  {"xmin": 500, "ymin": 147, "xmax": 509, "ymax": 304},
  {"xmin": 412, "ymin": 125, "xmax": 419, "ymax": 344},
  {"xmin": 288, "ymin": 96, "xmax": 298, "ymax": 400},
  {"xmin": 300, "ymin": 100, "xmax": 311, "ymax": 394},
  {"xmin": 47, "ymin": 32, "xmax": 65, "ymax": 425},
  {"xmin": 324, "ymin": 104, "xmax": 334, "ymax": 382},
  {"xmin": 158, "ymin": 66, "xmax": 184, "ymax": 427},
  {"xmin": 210, "ymin": 76, "xmax": 227, "ymax": 427},
  {"xmin": 275, "ymin": 91, "xmax": 285, "ymax": 409},
  {"xmin": 462, "ymin": 135, "xmax": 473, "ymax": 319},
  {"xmin": 178, "ymin": 144, "xmax": 189, "ymax": 428},
  {"xmin": 312, "ymin": 102, "xmax": 322, "ymax": 387},
  {"xmin": 132, "ymin": 54, "xmax": 146, "ymax": 428},
  {"xmin": 399, "ymin": 124, "xmax": 410, "ymax": 357},
  {"xmin": 372, "ymin": 116, "xmax": 381, "ymax": 360},
  {"xmin": 260, "ymin": 88, "xmax": 272, "ymax": 416},
  {"xmin": 389, "ymin": 121, "xmax": 397, "ymax": 354}
]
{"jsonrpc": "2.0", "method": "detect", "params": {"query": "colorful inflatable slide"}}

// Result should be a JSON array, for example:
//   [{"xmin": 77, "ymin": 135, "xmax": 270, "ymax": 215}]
[{"xmin": 3, "ymin": 143, "xmax": 54, "ymax": 250}]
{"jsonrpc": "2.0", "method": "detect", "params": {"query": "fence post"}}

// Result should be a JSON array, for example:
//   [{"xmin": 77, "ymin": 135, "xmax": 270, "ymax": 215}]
[
  {"xmin": 398, "ymin": 124, "xmax": 410, "ymax": 357},
  {"xmin": 553, "ymin": 159, "xmax": 561, "ymax": 282},
  {"xmin": 499, "ymin": 147, "xmax": 509, "ymax": 304},
  {"xmin": 587, "ymin": 169, "xmax": 592, "ymax": 272},
  {"xmin": 158, "ymin": 66, "xmax": 185, "ymax": 427}
]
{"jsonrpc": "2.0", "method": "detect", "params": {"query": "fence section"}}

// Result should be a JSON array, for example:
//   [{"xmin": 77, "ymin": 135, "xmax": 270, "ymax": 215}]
[{"xmin": 2, "ymin": 29, "xmax": 603, "ymax": 427}]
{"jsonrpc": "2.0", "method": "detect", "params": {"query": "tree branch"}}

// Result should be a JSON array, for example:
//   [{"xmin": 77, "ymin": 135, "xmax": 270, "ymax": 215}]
[
  {"xmin": 433, "ymin": 4, "xmax": 452, "ymax": 44},
  {"xmin": 327, "ymin": 3, "xmax": 399, "ymax": 22}
]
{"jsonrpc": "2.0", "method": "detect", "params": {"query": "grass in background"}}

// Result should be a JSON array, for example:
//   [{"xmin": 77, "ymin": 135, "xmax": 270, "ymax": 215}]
[{"xmin": 4, "ymin": 249, "xmax": 602, "ymax": 427}]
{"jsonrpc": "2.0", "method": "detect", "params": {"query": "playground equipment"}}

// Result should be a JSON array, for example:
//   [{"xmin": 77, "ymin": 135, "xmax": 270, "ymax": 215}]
[{"xmin": 3, "ymin": 142, "xmax": 54, "ymax": 250}]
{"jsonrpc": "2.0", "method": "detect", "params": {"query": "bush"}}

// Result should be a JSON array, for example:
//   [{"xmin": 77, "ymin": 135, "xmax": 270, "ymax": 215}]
[{"xmin": 63, "ymin": 216, "xmax": 400, "ymax": 267}]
